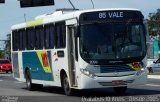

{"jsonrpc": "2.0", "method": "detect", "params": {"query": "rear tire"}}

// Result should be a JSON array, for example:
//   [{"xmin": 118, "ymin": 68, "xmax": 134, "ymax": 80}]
[
  {"xmin": 114, "ymin": 86, "xmax": 127, "ymax": 94},
  {"xmin": 26, "ymin": 70, "xmax": 35, "ymax": 91},
  {"xmin": 62, "ymin": 74, "xmax": 73, "ymax": 96}
]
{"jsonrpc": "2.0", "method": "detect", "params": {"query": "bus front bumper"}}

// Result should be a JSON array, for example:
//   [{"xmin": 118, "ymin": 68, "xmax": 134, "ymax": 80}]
[{"xmin": 79, "ymin": 70, "xmax": 147, "ymax": 89}]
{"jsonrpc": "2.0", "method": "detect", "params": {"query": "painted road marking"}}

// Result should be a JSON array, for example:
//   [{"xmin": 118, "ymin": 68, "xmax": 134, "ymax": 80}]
[
  {"xmin": 15, "ymin": 81, "xmax": 24, "ymax": 84},
  {"xmin": 148, "ymin": 75, "xmax": 160, "ymax": 79},
  {"xmin": 146, "ymin": 84, "xmax": 160, "ymax": 87}
]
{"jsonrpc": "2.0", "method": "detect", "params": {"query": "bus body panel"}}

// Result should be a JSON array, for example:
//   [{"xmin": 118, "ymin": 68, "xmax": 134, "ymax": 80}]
[
  {"xmin": 79, "ymin": 70, "xmax": 147, "ymax": 89},
  {"xmin": 76, "ymin": 56, "xmax": 147, "ymax": 89},
  {"xmin": 22, "ymin": 51, "xmax": 54, "ymax": 81},
  {"xmin": 52, "ymin": 48, "xmax": 70, "ymax": 87},
  {"xmin": 11, "ymin": 8, "xmax": 147, "ymax": 92},
  {"xmin": 12, "ymin": 52, "xmax": 25, "ymax": 82}
]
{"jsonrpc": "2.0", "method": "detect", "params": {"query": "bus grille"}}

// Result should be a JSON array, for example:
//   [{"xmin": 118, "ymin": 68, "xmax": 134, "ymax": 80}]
[{"xmin": 100, "ymin": 65, "xmax": 135, "ymax": 73}]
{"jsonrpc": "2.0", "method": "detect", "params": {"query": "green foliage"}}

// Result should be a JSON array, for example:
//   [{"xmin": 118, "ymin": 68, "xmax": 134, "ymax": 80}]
[
  {"xmin": 4, "ymin": 33, "xmax": 11, "ymax": 60},
  {"xmin": 148, "ymin": 9, "xmax": 160, "ymax": 36},
  {"xmin": 0, "ymin": 50, "xmax": 4, "ymax": 58},
  {"xmin": 4, "ymin": 34, "xmax": 11, "ymax": 52}
]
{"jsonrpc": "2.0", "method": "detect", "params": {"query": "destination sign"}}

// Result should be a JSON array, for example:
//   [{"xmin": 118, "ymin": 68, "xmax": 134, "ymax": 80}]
[
  {"xmin": 99, "ymin": 12, "xmax": 124, "ymax": 18},
  {"xmin": 79, "ymin": 10, "xmax": 143, "ymax": 22}
]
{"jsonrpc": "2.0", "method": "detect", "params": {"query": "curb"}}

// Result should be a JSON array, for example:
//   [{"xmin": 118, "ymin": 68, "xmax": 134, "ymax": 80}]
[{"xmin": 148, "ymin": 75, "xmax": 160, "ymax": 79}]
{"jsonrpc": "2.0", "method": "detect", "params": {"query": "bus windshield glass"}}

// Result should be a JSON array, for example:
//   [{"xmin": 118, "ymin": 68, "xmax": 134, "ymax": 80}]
[{"xmin": 80, "ymin": 22, "xmax": 146, "ymax": 61}]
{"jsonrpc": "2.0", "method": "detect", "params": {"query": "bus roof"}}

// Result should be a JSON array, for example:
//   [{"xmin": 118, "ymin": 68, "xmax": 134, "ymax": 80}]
[{"xmin": 11, "ymin": 8, "xmax": 141, "ymax": 30}]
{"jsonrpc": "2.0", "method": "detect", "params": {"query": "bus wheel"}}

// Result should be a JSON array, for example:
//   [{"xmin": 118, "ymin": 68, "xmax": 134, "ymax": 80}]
[
  {"xmin": 26, "ymin": 70, "xmax": 35, "ymax": 91},
  {"xmin": 113, "ymin": 86, "xmax": 127, "ymax": 94},
  {"xmin": 62, "ymin": 74, "xmax": 72, "ymax": 96}
]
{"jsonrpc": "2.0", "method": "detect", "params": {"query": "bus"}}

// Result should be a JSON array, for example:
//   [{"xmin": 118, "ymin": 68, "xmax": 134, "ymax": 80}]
[{"xmin": 11, "ymin": 8, "xmax": 147, "ymax": 95}]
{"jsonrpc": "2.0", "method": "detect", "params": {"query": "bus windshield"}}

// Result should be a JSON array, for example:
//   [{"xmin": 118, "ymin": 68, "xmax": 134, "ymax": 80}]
[{"xmin": 80, "ymin": 22, "xmax": 146, "ymax": 61}]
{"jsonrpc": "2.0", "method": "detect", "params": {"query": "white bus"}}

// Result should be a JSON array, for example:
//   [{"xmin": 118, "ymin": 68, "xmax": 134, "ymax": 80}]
[{"xmin": 11, "ymin": 8, "xmax": 147, "ymax": 95}]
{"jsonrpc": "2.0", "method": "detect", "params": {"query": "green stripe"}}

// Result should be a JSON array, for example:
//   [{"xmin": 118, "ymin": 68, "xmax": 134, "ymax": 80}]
[{"xmin": 26, "ymin": 19, "xmax": 43, "ymax": 27}]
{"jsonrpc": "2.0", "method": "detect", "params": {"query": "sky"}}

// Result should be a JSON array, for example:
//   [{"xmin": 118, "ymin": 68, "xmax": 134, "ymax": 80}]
[{"xmin": 0, "ymin": 0, "xmax": 160, "ymax": 49}]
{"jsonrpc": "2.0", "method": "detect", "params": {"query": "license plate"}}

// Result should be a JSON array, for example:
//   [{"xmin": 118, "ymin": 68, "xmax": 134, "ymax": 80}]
[{"xmin": 112, "ymin": 80, "xmax": 124, "ymax": 85}]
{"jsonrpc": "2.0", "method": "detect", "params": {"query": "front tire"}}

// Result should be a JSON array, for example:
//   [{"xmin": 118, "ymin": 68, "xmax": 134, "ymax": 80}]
[
  {"xmin": 114, "ymin": 86, "xmax": 127, "ymax": 94},
  {"xmin": 62, "ymin": 74, "xmax": 73, "ymax": 96}
]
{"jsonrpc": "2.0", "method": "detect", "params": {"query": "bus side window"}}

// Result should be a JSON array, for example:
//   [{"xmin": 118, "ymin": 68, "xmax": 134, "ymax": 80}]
[
  {"xmin": 39, "ymin": 26, "xmax": 44, "ymax": 49},
  {"xmin": 35, "ymin": 26, "xmax": 44, "ymax": 50},
  {"xmin": 44, "ymin": 24, "xmax": 54, "ymax": 49},
  {"xmin": 45, "ymin": 25, "xmax": 50, "ymax": 49},
  {"xmin": 55, "ymin": 22, "xmax": 66, "ymax": 48},
  {"xmin": 19, "ymin": 29, "xmax": 23, "ymax": 50},
  {"xmin": 16, "ymin": 31, "xmax": 20, "ymax": 51},
  {"xmin": 12, "ymin": 31, "xmax": 18, "ymax": 51},
  {"xmin": 26, "ymin": 29, "xmax": 29, "ymax": 50},
  {"xmin": 50, "ymin": 24, "xmax": 54, "ymax": 49},
  {"xmin": 26, "ymin": 28, "xmax": 35, "ymax": 50},
  {"xmin": 22, "ymin": 29, "xmax": 26, "ymax": 50},
  {"xmin": 35, "ymin": 27, "xmax": 39, "ymax": 49},
  {"xmin": 30, "ymin": 28, "xmax": 35, "ymax": 49}
]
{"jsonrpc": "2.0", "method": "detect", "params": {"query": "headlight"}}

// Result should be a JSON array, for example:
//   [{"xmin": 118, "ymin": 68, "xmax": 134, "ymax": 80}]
[
  {"xmin": 140, "ymin": 68, "xmax": 144, "ymax": 71},
  {"xmin": 80, "ymin": 68, "xmax": 96, "ymax": 79},
  {"xmin": 136, "ymin": 68, "xmax": 145, "ymax": 76}
]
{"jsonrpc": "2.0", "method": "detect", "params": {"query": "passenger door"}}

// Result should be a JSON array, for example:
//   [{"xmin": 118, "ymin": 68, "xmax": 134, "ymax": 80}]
[{"xmin": 67, "ymin": 25, "xmax": 78, "ymax": 87}]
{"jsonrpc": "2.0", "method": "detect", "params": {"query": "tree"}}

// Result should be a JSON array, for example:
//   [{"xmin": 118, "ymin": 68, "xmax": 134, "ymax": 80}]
[
  {"xmin": 0, "ymin": 50, "xmax": 4, "ymax": 58},
  {"xmin": 4, "ymin": 33, "xmax": 11, "ymax": 60},
  {"xmin": 147, "ymin": 9, "xmax": 160, "ymax": 36}
]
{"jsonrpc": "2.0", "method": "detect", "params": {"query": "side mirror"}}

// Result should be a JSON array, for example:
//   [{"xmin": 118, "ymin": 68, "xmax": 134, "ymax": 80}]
[{"xmin": 74, "ymin": 25, "xmax": 79, "ymax": 37}]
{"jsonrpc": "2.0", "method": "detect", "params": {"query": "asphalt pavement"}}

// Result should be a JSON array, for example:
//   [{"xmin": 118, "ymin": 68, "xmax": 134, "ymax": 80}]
[{"xmin": 0, "ymin": 73, "xmax": 160, "ymax": 102}]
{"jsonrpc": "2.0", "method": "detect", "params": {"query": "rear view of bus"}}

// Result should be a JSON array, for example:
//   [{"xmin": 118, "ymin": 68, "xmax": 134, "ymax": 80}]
[{"xmin": 77, "ymin": 9, "xmax": 147, "ymax": 94}]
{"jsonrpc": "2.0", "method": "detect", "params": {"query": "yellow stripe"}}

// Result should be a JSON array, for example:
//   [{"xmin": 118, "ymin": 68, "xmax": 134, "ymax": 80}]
[
  {"xmin": 127, "ymin": 62, "xmax": 143, "ymax": 71},
  {"xmin": 26, "ymin": 19, "xmax": 43, "ymax": 27},
  {"xmin": 36, "ymin": 51, "xmax": 51, "ymax": 73}
]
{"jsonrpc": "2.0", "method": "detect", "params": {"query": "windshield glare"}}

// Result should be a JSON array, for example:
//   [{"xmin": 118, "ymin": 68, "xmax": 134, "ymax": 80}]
[{"xmin": 80, "ymin": 22, "xmax": 146, "ymax": 60}]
